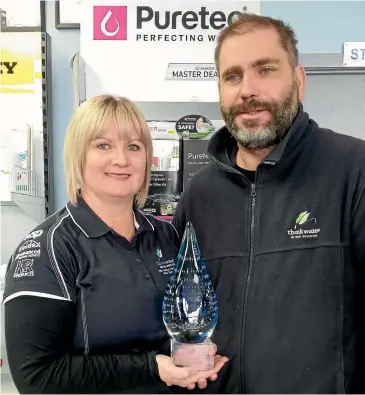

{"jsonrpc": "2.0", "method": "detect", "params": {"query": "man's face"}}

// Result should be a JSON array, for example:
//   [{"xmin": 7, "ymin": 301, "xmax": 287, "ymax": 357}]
[{"xmin": 218, "ymin": 28, "xmax": 306, "ymax": 149}]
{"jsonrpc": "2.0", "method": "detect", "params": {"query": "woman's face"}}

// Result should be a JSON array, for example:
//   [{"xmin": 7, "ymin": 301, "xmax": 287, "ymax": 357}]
[{"xmin": 82, "ymin": 122, "xmax": 147, "ymax": 202}]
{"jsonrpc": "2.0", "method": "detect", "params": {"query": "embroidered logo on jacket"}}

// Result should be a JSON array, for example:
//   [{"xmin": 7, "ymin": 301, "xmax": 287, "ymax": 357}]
[
  {"xmin": 156, "ymin": 248, "xmax": 175, "ymax": 275},
  {"xmin": 18, "ymin": 240, "xmax": 41, "ymax": 251},
  {"xmin": 156, "ymin": 248, "xmax": 163, "ymax": 259},
  {"xmin": 15, "ymin": 249, "xmax": 40, "ymax": 261},
  {"xmin": 287, "ymin": 211, "xmax": 321, "ymax": 239},
  {"xmin": 13, "ymin": 259, "xmax": 34, "ymax": 278},
  {"xmin": 23, "ymin": 230, "xmax": 43, "ymax": 241}
]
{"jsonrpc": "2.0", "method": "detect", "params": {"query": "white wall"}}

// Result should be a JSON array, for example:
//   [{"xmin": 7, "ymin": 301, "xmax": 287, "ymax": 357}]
[{"xmin": 0, "ymin": 203, "xmax": 39, "ymax": 266}]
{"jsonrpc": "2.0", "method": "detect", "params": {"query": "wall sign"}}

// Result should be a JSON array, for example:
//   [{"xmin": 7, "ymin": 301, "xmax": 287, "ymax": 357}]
[
  {"xmin": 80, "ymin": 0, "xmax": 261, "ymax": 102},
  {"xmin": 176, "ymin": 114, "xmax": 215, "ymax": 139},
  {"xmin": 343, "ymin": 42, "xmax": 365, "ymax": 67},
  {"xmin": 0, "ymin": 33, "xmax": 42, "ymax": 93}
]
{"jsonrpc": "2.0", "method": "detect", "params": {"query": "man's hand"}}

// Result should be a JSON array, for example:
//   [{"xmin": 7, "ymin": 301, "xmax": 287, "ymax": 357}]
[{"xmin": 156, "ymin": 354, "xmax": 229, "ymax": 390}]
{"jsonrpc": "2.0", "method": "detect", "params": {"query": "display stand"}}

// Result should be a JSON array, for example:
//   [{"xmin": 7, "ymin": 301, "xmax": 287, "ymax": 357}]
[{"xmin": 0, "ymin": 32, "xmax": 52, "ymax": 220}]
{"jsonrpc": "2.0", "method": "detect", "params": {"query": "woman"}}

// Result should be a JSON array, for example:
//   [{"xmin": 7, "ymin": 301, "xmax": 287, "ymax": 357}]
[{"xmin": 3, "ymin": 95, "xmax": 227, "ymax": 393}]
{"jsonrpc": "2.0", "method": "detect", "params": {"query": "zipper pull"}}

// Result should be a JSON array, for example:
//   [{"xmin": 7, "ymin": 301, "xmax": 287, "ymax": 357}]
[{"xmin": 251, "ymin": 183, "xmax": 256, "ymax": 196}]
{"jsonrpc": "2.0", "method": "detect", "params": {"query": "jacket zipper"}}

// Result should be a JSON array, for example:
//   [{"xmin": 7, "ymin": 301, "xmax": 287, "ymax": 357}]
[{"xmin": 240, "ymin": 182, "xmax": 256, "ymax": 393}]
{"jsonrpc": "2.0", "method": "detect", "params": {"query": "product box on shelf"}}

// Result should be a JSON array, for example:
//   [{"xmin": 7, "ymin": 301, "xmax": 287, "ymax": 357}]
[
  {"xmin": 179, "ymin": 115, "xmax": 224, "ymax": 188},
  {"xmin": 0, "ymin": 125, "xmax": 34, "ymax": 201},
  {"xmin": 0, "ymin": 8, "xmax": 6, "ymax": 27},
  {"xmin": 143, "ymin": 121, "xmax": 182, "ymax": 219}
]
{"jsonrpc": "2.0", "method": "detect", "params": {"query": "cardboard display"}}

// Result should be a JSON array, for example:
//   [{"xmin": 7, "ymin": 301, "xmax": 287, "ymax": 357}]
[{"xmin": 182, "ymin": 118, "xmax": 224, "ymax": 188}]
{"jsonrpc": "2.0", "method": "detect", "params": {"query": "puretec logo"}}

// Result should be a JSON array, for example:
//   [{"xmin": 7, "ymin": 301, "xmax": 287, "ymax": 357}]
[
  {"xmin": 136, "ymin": 6, "xmax": 242, "ymax": 30},
  {"xmin": 93, "ymin": 6, "xmax": 127, "ymax": 40},
  {"xmin": 287, "ymin": 211, "xmax": 321, "ymax": 239},
  {"xmin": 101, "ymin": 10, "xmax": 120, "ymax": 37},
  {"xmin": 93, "ymin": 5, "xmax": 245, "ymax": 43},
  {"xmin": 136, "ymin": 6, "xmax": 243, "ymax": 43}
]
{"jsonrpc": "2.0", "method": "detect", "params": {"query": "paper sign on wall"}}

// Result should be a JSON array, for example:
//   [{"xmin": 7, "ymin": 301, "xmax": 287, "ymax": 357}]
[
  {"xmin": 80, "ymin": 0, "xmax": 261, "ymax": 102},
  {"xmin": 0, "ymin": 32, "xmax": 42, "ymax": 94},
  {"xmin": 343, "ymin": 42, "xmax": 365, "ymax": 67}
]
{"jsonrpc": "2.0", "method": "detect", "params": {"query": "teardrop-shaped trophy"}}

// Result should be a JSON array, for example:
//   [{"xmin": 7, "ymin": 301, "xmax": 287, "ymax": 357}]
[{"xmin": 162, "ymin": 221, "xmax": 218, "ymax": 370}]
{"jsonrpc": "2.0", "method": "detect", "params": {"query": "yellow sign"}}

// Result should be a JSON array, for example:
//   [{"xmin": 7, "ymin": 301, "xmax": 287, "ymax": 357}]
[{"xmin": 0, "ymin": 32, "xmax": 42, "ymax": 94}]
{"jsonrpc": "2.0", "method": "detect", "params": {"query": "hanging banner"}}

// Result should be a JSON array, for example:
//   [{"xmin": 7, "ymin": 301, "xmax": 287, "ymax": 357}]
[
  {"xmin": 0, "ymin": 32, "xmax": 42, "ymax": 94},
  {"xmin": 80, "ymin": 0, "xmax": 261, "ymax": 102}
]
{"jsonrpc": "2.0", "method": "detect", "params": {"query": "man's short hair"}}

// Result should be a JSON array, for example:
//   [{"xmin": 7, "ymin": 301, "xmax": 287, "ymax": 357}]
[{"xmin": 215, "ymin": 13, "xmax": 299, "ymax": 72}]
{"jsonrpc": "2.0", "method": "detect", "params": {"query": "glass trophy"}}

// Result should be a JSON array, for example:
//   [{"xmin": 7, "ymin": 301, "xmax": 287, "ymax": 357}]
[{"xmin": 162, "ymin": 221, "xmax": 218, "ymax": 371}]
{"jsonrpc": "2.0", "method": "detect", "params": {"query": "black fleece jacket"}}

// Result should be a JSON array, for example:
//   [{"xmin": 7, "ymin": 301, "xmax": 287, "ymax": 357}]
[{"xmin": 173, "ymin": 107, "xmax": 365, "ymax": 393}]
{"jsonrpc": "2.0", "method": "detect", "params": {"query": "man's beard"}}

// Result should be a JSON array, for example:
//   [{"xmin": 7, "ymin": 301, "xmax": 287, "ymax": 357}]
[{"xmin": 220, "ymin": 79, "xmax": 300, "ymax": 150}]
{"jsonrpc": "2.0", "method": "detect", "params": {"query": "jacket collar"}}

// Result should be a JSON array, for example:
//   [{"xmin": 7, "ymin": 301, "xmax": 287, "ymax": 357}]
[
  {"xmin": 207, "ymin": 103, "xmax": 310, "ymax": 170},
  {"xmin": 66, "ymin": 199, "xmax": 154, "ymax": 238}
]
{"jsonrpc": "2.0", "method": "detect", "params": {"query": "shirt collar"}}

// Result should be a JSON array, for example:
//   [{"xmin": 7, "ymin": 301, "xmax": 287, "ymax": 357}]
[
  {"xmin": 208, "ymin": 103, "xmax": 310, "ymax": 171},
  {"xmin": 66, "ymin": 200, "xmax": 154, "ymax": 238},
  {"xmin": 263, "ymin": 103, "xmax": 309, "ymax": 165}
]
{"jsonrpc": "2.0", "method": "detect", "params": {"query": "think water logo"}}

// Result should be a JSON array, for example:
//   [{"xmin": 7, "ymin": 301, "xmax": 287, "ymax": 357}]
[
  {"xmin": 156, "ymin": 248, "xmax": 163, "ymax": 259},
  {"xmin": 287, "ymin": 211, "xmax": 321, "ymax": 239},
  {"xmin": 295, "ymin": 211, "xmax": 316, "ymax": 226}
]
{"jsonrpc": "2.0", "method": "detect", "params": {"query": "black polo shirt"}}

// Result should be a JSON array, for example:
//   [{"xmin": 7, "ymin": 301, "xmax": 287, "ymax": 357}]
[{"xmin": 3, "ymin": 200, "xmax": 179, "ymax": 356}]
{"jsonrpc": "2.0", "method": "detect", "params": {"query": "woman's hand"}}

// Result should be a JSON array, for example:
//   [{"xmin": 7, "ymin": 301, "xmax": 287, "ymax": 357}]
[
  {"xmin": 156, "ymin": 354, "xmax": 229, "ymax": 390},
  {"xmin": 186, "ymin": 354, "xmax": 229, "ymax": 390}
]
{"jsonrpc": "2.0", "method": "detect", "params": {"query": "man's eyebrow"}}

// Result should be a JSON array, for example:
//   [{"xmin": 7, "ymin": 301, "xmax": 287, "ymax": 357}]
[
  {"xmin": 221, "ymin": 58, "xmax": 280, "ymax": 78},
  {"xmin": 250, "ymin": 57, "xmax": 280, "ymax": 68}
]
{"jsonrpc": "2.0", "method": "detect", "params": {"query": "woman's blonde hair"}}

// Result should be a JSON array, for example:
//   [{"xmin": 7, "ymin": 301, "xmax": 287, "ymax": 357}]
[{"xmin": 63, "ymin": 95, "xmax": 153, "ymax": 208}]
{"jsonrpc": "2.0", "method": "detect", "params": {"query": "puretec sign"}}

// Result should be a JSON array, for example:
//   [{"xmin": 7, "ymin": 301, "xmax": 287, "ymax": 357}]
[
  {"xmin": 93, "ymin": 4, "xmax": 248, "ymax": 42},
  {"xmin": 136, "ymin": 6, "xmax": 242, "ymax": 30},
  {"xmin": 82, "ymin": 0, "xmax": 261, "ymax": 102}
]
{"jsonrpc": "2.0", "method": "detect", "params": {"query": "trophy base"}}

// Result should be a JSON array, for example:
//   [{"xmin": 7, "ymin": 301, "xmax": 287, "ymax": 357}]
[{"xmin": 171, "ymin": 338, "xmax": 214, "ymax": 371}]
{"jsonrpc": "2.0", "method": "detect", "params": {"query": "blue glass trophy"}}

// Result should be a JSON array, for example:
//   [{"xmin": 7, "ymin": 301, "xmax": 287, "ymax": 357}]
[{"xmin": 162, "ymin": 222, "xmax": 218, "ymax": 370}]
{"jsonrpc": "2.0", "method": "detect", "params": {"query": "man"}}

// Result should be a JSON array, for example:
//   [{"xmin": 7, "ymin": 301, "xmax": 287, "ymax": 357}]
[{"xmin": 173, "ymin": 13, "xmax": 365, "ymax": 394}]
